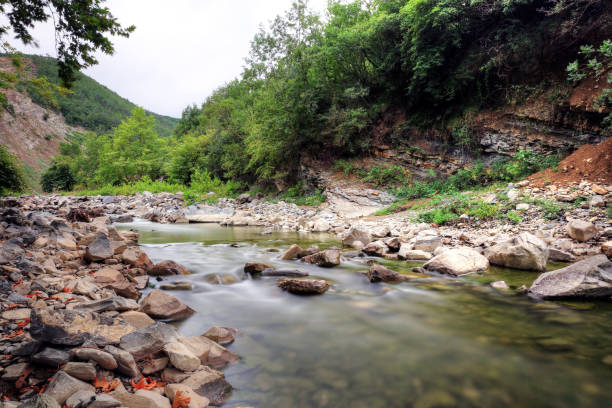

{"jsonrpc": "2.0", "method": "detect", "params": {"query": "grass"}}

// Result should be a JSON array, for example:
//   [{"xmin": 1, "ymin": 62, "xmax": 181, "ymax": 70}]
[
  {"xmin": 334, "ymin": 160, "xmax": 408, "ymax": 186},
  {"xmin": 266, "ymin": 182, "xmax": 327, "ymax": 206}
]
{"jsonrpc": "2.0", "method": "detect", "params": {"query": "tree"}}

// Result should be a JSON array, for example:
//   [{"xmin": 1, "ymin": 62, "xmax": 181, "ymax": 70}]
[
  {"xmin": 0, "ymin": 0, "xmax": 135, "ymax": 86},
  {"xmin": 0, "ymin": 144, "xmax": 25, "ymax": 195}
]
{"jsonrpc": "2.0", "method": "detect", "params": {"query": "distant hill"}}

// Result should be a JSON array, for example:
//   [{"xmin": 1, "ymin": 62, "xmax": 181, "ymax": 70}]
[{"xmin": 24, "ymin": 54, "xmax": 178, "ymax": 136}]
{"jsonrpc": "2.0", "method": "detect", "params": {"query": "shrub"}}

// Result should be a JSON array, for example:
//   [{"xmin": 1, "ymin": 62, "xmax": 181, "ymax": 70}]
[
  {"xmin": 418, "ymin": 207, "xmax": 458, "ymax": 225},
  {"xmin": 0, "ymin": 145, "xmax": 25, "ymax": 195},
  {"xmin": 40, "ymin": 163, "xmax": 75, "ymax": 192}
]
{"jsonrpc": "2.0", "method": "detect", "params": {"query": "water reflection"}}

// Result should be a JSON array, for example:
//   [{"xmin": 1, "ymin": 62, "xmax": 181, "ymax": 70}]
[{"xmin": 118, "ymin": 221, "xmax": 612, "ymax": 408}]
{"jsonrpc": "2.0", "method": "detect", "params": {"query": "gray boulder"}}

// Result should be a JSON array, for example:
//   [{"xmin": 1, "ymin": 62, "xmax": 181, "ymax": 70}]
[
  {"xmin": 84, "ymin": 233, "xmax": 113, "ymax": 262},
  {"xmin": 484, "ymin": 232, "xmax": 549, "ymax": 271},
  {"xmin": 423, "ymin": 247, "xmax": 489, "ymax": 276},
  {"xmin": 567, "ymin": 219, "xmax": 598, "ymax": 242}
]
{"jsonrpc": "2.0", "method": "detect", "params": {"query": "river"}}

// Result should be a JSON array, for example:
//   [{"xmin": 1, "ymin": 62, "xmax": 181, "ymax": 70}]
[{"xmin": 119, "ymin": 220, "xmax": 612, "ymax": 408}]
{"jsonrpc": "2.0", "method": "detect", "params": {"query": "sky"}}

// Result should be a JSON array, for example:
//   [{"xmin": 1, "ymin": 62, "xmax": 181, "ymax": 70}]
[{"xmin": 4, "ymin": 0, "xmax": 329, "ymax": 118}]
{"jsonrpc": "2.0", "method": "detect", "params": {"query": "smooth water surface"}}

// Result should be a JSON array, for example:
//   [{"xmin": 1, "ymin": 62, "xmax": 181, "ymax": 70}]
[{"xmin": 120, "ymin": 220, "xmax": 612, "ymax": 408}]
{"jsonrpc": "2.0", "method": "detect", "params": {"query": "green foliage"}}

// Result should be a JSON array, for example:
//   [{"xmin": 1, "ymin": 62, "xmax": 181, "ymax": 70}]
[
  {"xmin": 506, "ymin": 211, "xmax": 522, "ymax": 224},
  {"xmin": 418, "ymin": 207, "xmax": 458, "ymax": 225},
  {"xmin": 24, "ymin": 55, "xmax": 178, "ymax": 135},
  {"xmin": 40, "ymin": 163, "xmax": 75, "ymax": 192},
  {"xmin": 273, "ymin": 182, "xmax": 326, "ymax": 206},
  {"xmin": 607, "ymin": 207, "xmax": 612, "ymax": 219},
  {"xmin": 0, "ymin": 145, "xmax": 25, "ymax": 195}
]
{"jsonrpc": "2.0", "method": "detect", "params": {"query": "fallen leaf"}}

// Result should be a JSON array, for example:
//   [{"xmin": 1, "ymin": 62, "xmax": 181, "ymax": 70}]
[
  {"xmin": 172, "ymin": 390, "xmax": 191, "ymax": 408},
  {"xmin": 93, "ymin": 377, "xmax": 120, "ymax": 393},
  {"xmin": 130, "ymin": 377, "xmax": 165, "ymax": 390}
]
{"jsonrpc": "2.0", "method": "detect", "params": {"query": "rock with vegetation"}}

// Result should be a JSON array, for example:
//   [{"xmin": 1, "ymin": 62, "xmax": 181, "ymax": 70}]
[{"xmin": 484, "ymin": 232, "xmax": 549, "ymax": 271}]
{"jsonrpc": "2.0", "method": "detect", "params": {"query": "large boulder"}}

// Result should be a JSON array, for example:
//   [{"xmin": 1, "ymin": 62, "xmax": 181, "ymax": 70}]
[
  {"xmin": 149, "ymin": 260, "xmax": 190, "ymax": 276},
  {"xmin": 528, "ymin": 255, "xmax": 612, "ymax": 299},
  {"xmin": 423, "ymin": 247, "xmax": 489, "ymax": 276},
  {"xmin": 122, "ymin": 247, "xmax": 154, "ymax": 271},
  {"xmin": 84, "ymin": 233, "xmax": 114, "ymax": 262},
  {"xmin": 567, "ymin": 219, "xmax": 598, "ymax": 242},
  {"xmin": 301, "ymin": 249, "xmax": 340, "ymax": 267},
  {"xmin": 139, "ymin": 290, "xmax": 195, "ymax": 321},
  {"xmin": 342, "ymin": 227, "xmax": 372, "ymax": 249},
  {"xmin": 484, "ymin": 232, "xmax": 549, "ymax": 271},
  {"xmin": 278, "ymin": 278, "xmax": 330, "ymax": 295}
]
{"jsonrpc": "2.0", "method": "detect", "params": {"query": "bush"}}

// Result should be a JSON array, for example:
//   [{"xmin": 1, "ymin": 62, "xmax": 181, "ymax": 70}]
[
  {"xmin": 0, "ymin": 145, "xmax": 25, "ymax": 195},
  {"xmin": 40, "ymin": 163, "xmax": 75, "ymax": 192}
]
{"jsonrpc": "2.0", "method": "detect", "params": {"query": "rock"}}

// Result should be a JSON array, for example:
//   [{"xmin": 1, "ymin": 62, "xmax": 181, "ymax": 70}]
[
  {"xmin": 94, "ymin": 267, "xmax": 124, "ymax": 284},
  {"xmin": 342, "ymin": 227, "xmax": 371, "ymax": 249},
  {"xmin": 180, "ymin": 366, "xmax": 232, "ymax": 406},
  {"xmin": 2, "ymin": 363, "xmax": 31, "ymax": 381},
  {"xmin": 104, "ymin": 280, "xmax": 141, "ymax": 300},
  {"xmin": 164, "ymin": 342, "xmax": 201, "ymax": 372},
  {"xmin": 312, "ymin": 219, "xmax": 331, "ymax": 232},
  {"xmin": 367, "ymin": 264, "xmax": 409, "ymax": 283},
  {"xmin": 104, "ymin": 345, "xmax": 140, "ymax": 378},
  {"xmin": 141, "ymin": 357, "xmax": 169, "ymax": 375},
  {"xmin": 44, "ymin": 371, "xmax": 95, "ymax": 405},
  {"xmin": 280, "ymin": 244, "xmax": 303, "ymax": 260},
  {"xmin": 119, "ymin": 322, "xmax": 180, "ymax": 359},
  {"xmin": 202, "ymin": 326, "xmax": 236, "ymax": 345},
  {"xmin": 423, "ymin": 247, "xmax": 489, "ymax": 276},
  {"xmin": 118, "ymin": 311, "xmax": 155, "ymax": 329},
  {"xmin": 516, "ymin": 203, "xmax": 530, "ymax": 211},
  {"xmin": 30, "ymin": 309, "xmax": 135, "ymax": 346},
  {"xmin": 110, "ymin": 392, "xmax": 158, "ymax": 408},
  {"xmin": 490, "ymin": 281, "xmax": 509, "ymax": 290},
  {"xmin": 243, "ymin": 262, "xmax": 273, "ymax": 274},
  {"xmin": 17, "ymin": 395, "xmax": 61, "ymax": 408},
  {"xmin": 122, "ymin": 247, "xmax": 154, "ymax": 271},
  {"xmin": 71, "ymin": 348, "xmax": 118, "ymax": 370},
  {"xmin": 236, "ymin": 193, "xmax": 253, "ymax": 204},
  {"xmin": 73, "ymin": 297, "xmax": 139, "ymax": 313},
  {"xmin": 260, "ymin": 269, "xmax": 308, "ymax": 277},
  {"xmin": 484, "ymin": 232, "xmax": 549, "ymax": 271},
  {"xmin": 529, "ymin": 255, "xmax": 612, "ymax": 299},
  {"xmin": 297, "ymin": 245, "xmax": 319, "ymax": 258},
  {"xmin": 413, "ymin": 233, "xmax": 442, "ymax": 253},
  {"xmin": 63, "ymin": 362, "xmax": 97, "ymax": 381},
  {"xmin": 370, "ymin": 225, "xmax": 390, "ymax": 238},
  {"xmin": 398, "ymin": 247, "xmax": 432, "ymax": 261},
  {"xmin": 134, "ymin": 390, "xmax": 171, "ymax": 408},
  {"xmin": 362, "ymin": 241, "xmax": 387, "ymax": 257},
  {"xmin": 601, "ymin": 241, "xmax": 612, "ymax": 258},
  {"xmin": 160, "ymin": 281, "xmax": 193, "ymax": 291},
  {"xmin": 567, "ymin": 219, "xmax": 598, "ymax": 242},
  {"xmin": 180, "ymin": 336, "xmax": 240, "ymax": 369},
  {"xmin": 149, "ymin": 260, "xmax": 189, "ymax": 276},
  {"xmin": 32, "ymin": 347, "xmax": 70, "ymax": 368},
  {"xmin": 165, "ymin": 384, "xmax": 210, "ymax": 408},
  {"xmin": 65, "ymin": 390, "xmax": 96, "ymax": 408},
  {"xmin": 301, "ymin": 249, "xmax": 341, "ymax": 267},
  {"xmin": 507, "ymin": 189, "xmax": 519, "ymax": 201},
  {"xmin": 85, "ymin": 233, "xmax": 114, "ymax": 262},
  {"xmin": 278, "ymin": 278, "xmax": 330, "ymax": 295},
  {"xmin": 89, "ymin": 394, "xmax": 122, "ymax": 408},
  {"xmin": 139, "ymin": 290, "xmax": 195, "ymax": 321},
  {"xmin": 2, "ymin": 308, "xmax": 31, "ymax": 320},
  {"xmin": 549, "ymin": 248, "xmax": 576, "ymax": 262},
  {"xmin": 590, "ymin": 195, "xmax": 605, "ymax": 208},
  {"xmin": 591, "ymin": 184, "xmax": 607, "ymax": 194}
]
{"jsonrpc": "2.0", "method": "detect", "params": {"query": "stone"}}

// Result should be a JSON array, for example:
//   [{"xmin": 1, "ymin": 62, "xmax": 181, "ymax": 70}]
[
  {"xmin": 32, "ymin": 347, "xmax": 70, "ymax": 368},
  {"xmin": 104, "ymin": 345, "xmax": 140, "ymax": 378},
  {"xmin": 529, "ymin": 255, "xmax": 612, "ymax": 299},
  {"xmin": 139, "ymin": 290, "xmax": 195, "ymax": 321},
  {"xmin": 548, "ymin": 248, "xmax": 576, "ymax": 262},
  {"xmin": 484, "ymin": 232, "xmax": 549, "ymax": 271},
  {"xmin": 567, "ymin": 219, "xmax": 598, "ymax": 242},
  {"xmin": 118, "ymin": 311, "xmax": 155, "ymax": 329},
  {"xmin": 165, "ymin": 384, "xmax": 210, "ymax": 408},
  {"xmin": 164, "ymin": 342, "xmax": 201, "ymax": 372},
  {"xmin": 370, "ymin": 225, "xmax": 390, "ymax": 238},
  {"xmin": 312, "ymin": 219, "xmax": 331, "ymax": 232},
  {"xmin": 236, "ymin": 193, "xmax": 253, "ymax": 204},
  {"xmin": 367, "ymin": 264, "xmax": 409, "ymax": 283},
  {"xmin": 44, "ymin": 371, "xmax": 95, "ymax": 405},
  {"xmin": 180, "ymin": 336, "xmax": 240, "ymax": 369},
  {"xmin": 160, "ymin": 281, "xmax": 193, "ymax": 291},
  {"xmin": 2, "ymin": 308, "xmax": 31, "ymax": 320},
  {"xmin": 243, "ymin": 262, "xmax": 273, "ymax": 274},
  {"xmin": 180, "ymin": 366, "xmax": 232, "ymax": 406},
  {"xmin": 73, "ymin": 296, "xmax": 139, "ymax": 313},
  {"xmin": 601, "ymin": 241, "xmax": 612, "ymax": 258},
  {"xmin": 280, "ymin": 244, "xmax": 303, "ymax": 260},
  {"xmin": 89, "ymin": 394, "xmax": 122, "ymax": 408},
  {"xmin": 590, "ymin": 195, "xmax": 605, "ymax": 208},
  {"xmin": 490, "ymin": 280, "xmax": 509, "ymax": 290},
  {"xmin": 507, "ymin": 189, "xmax": 519, "ymax": 201},
  {"xmin": 122, "ymin": 247, "xmax": 154, "ymax": 271},
  {"xmin": 423, "ymin": 247, "xmax": 489, "ymax": 276},
  {"xmin": 297, "ymin": 245, "xmax": 319, "ymax": 258},
  {"xmin": 63, "ymin": 362, "xmax": 97, "ymax": 381},
  {"xmin": 65, "ymin": 390, "xmax": 96, "ymax": 408},
  {"xmin": 362, "ymin": 240, "xmax": 387, "ymax": 257},
  {"xmin": 119, "ymin": 322, "xmax": 180, "ymax": 359},
  {"xmin": 202, "ymin": 326, "xmax": 236, "ymax": 346},
  {"xmin": 591, "ymin": 184, "xmax": 607, "ymax": 194},
  {"xmin": 141, "ymin": 357, "xmax": 169, "ymax": 375},
  {"xmin": 134, "ymin": 390, "xmax": 171, "ymax": 408},
  {"xmin": 150, "ymin": 260, "xmax": 190, "ymax": 276},
  {"xmin": 30, "ymin": 309, "xmax": 135, "ymax": 346},
  {"xmin": 301, "ymin": 249, "xmax": 341, "ymax": 267},
  {"xmin": 413, "ymin": 234, "xmax": 442, "ymax": 253},
  {"xmin": 2, "ymin": 363, "xmax": 31, "ymax": 381},
  {"xmin": 110, "ymin": 392, "xmax": 158, "ymax": 408},
  {"xmin": 516, "ymin": 203, "xmax": 530, "ymax": 211},
  {"xmin": 71, "ymin": 347, "xmax": 118, "ymax": 370},
  {"xmin": 342, "ymin": 227, "xmax": 372, "ymax": 249},
  {"xmin": 104, "ymin": 280, "xmax": 141, "ymax": 300},
  {"xmin": 17, "ymin": 395, "xmax": 61, "ymax": 408},
  {"xmin": 278, "ymin": 278, "xmax": 330, "ymax": 295},
  {"xmin": 94, "ymin": 267, "xmax": 124, "ymax": 284},
  {"xmin": 85, "ymin": 233, "xmax": 114, "ymax": 262},
  {"xmin": 398, "ymin": 247, "xmax": 432, "ymax": 261},
  {"xmin": 260, "ymin": 269, "xmax": 308, "ymax": 277}
]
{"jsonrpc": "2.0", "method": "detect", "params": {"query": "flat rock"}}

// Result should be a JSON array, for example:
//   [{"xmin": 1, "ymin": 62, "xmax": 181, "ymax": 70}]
[
  {"xmin": 119, "ymin": 322, "xmax": 180, "ymax": 359},
  {"xmin": 85, "ymin": 233, "xmax": 114, "ymax": 262},
  {"xmin": 104, "ymin": 345, "xmax": 140, "ymax": 378},
  {"xmin": 89, "ymin": 393, "xmax": 122, "ymax": 408},
  {"xmin": 180, "ymin": 366, "xmax": 232, "ymax": 406},
  {"xmin": 180, "ymin": 336, "xmax": 240, "ymax": 369},
  {"xmin": 65, "ymin": 390, "xmax": 96, "ymax": 408},
  {"xmin": 367, "ymin": 264, "xmax": 410, "ymax": 283},
  {"xmin": 423, "ymin": 247, "xmax": 489, "ymax": 276},
  {"xmin": 398, "ymin": 247, "xmax": 432, "ymax": 261},
  {"xmin": 71, "ymin": 347, "xmax": 118, "ymax": 370},
  {"xmin": 2, "ymin": 308, "xmax": 31, "ymax": 320},
  {"xmin": 362, "ymin": 241, "xmax": 387, "ymax": 257},
  {"xmin": 202, "ymin": 326, "xmax": 237, "ymax": 345},
  {"xmin": 165, "ymin": 384, "xmax": 210, "ymax": 408},
  {"xmin": 529, "ymin": 255, "xmax": 612, "ymax": 299},
  {"xmin": 44, "ymin": 371, "xmax": 95, "ymax": 405},
  {"xmin": 73, "ymin": 296, "xmax": 139, "ymax": 313},
  {"xmin": 243, "ymin": 262, "xmax": 273, "ymax": 274},
  {"xmin": 63, "ymin": 362, "xmax": 97, "ymax": 381},
  {"xmin": 110, "ymin": 392, "xmax": 158, "ymax": 408},
  {"xmin": 118, "ymin": 310, "xmax": 155, "ymax": 329},
  {"xmin": 17, "ymin": 395, "xmax": 61, "ymax": 408},
  {"xmin": 139, "ymin": 290, "xmax": 195, "ymax": 321},
  {"xmin": 32, "ymin": 347, "xmax": 70, "ymax": 368},
  {"xmin": 164, "ymin": 342, "xmax": 201, "ymax": 372},
  {"xmin": 280, "ymin": 244, "xmax": 303, "ymax": 260},
  {"xmin": 134, "ymin": 390, "xmax": 171, "ymax": 408},
  {"xmin": 278, "ymin": 278, "xmax": 330, "ymax": 295}
]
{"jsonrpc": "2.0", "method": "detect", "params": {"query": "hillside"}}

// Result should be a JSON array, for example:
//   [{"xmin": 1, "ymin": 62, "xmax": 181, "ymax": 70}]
[{"xmin": 24, "ymin": 54, "xmax": 178, "ymax": 136}]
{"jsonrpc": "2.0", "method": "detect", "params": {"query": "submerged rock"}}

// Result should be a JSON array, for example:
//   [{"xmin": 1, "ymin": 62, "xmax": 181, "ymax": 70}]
[
  {"xmin": 529, "ymin": 255, "xmax": 612, "ymax": 299},
  {"xmin": 202, "ymin": 326, "xmax": 237, "ymax": 346},
  {"xmin": 278, "ymin": 278, "xmax": 330, "ymax": 295},
  {"xmin": 367, "ymin": 264, "xmax": 410, "ymax": 283},
  {"xmin": 484, "ymin": 232, "xmax": 548, "ymax": 271},
  {"xmin": 244, "ymin": 262, "xmax": 273, "ymax": 274},
  {"xmin": 423, "ymin": 247, "xmax": 489, "ymax": 276},
  {"xmin": 280, "ymin": 244, "xmax": 303, "ymax": 260}
]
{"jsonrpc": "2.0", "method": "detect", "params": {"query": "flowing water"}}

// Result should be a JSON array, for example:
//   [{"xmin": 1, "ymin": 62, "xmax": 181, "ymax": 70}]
[{"xmin": 119, "ymin": 220, "xmax": 612, "ymax": 408}]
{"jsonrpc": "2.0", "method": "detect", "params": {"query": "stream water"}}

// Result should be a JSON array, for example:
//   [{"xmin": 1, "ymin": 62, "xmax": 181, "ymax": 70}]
[{"xmin": 119, "ymin": 220, "xmax": 612, "ymax": 408}]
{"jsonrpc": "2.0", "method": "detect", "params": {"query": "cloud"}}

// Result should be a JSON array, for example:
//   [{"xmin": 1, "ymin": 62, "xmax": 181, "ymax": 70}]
[{"xmin": 2, "ymin": 0, "xmax": 329, "ymax": 117}]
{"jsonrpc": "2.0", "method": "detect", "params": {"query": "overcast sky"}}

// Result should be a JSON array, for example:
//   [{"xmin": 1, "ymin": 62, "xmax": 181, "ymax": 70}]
[{"xmin": 5, "ymin": 0, "xmax": 329, "ymax": 117}]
